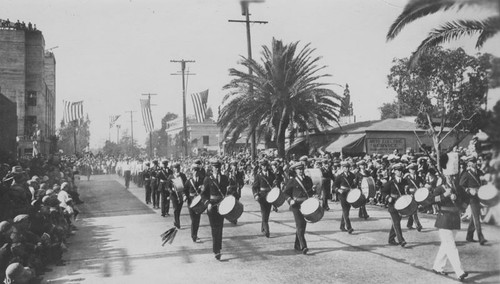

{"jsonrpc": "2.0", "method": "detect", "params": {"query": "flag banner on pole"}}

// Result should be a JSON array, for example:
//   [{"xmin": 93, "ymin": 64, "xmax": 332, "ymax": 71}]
[
  {"xmin": 63, "ymin": 100, "xmax": 84, "ymax": 124},
  {"xmin": 191, "ymin": 89, "xmax": 209, "ymax": 123},
  {"xmin": 109, "ymin": 115, "xmax": 120, "ymax": 128},
  {"xmin": 140, "ymin": 99, "xmax": 154, "ymax": 133}
]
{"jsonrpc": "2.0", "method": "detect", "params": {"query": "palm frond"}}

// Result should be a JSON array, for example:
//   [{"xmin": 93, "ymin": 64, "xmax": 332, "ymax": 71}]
[
  {"xmin": 387, "ymin": 0, "xmax": 498, "ymax": 40},
  {"xmin": 409, "ymin": 19, "xmax": 498, "ymax": 67}
]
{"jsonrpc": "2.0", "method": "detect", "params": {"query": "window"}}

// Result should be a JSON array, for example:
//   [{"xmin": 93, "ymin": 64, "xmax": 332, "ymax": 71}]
[
  {"xmin": 26, "ymin": 91, "xmax": 37, "ymax": 106},
  {"xmin": 203, "ymin": 135, "xmax": 209, "ymax": 145},
  {"xmin": 24, "ymin": 116, "xmax": 37, "ymax": 137}
]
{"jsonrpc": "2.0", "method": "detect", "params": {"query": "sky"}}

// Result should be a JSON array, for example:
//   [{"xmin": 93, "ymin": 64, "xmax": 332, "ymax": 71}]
[{"xmin": 3, "ymin": 0, "xmax": 500, "ymax": 149}]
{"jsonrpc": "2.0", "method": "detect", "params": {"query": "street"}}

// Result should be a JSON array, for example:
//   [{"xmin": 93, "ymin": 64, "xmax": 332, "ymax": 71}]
[{"xmin": 43, "ymin": 175, "xmax": 500, "ymax": 284}]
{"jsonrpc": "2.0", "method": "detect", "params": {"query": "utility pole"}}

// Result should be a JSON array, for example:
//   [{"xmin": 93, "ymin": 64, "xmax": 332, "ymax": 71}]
[
  {"xmin": 171, "ymin": 59, "xmax": 195, "ymax": 158},
  {"xmin": 229, "ymin": 0, "xmax": 267, "ymax": 161},
  {"xmin": 125, "ymin": 110, "xmax": 136, "ymax": 148},
  {"xmin": 142, "ymin": 93, "xmax": 157, "ymax": 159}
]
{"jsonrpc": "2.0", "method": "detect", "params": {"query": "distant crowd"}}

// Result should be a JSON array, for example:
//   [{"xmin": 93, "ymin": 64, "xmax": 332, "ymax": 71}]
[{"xmin": 0, "ymin": 19, "xmax": 37, "ymax": 32}]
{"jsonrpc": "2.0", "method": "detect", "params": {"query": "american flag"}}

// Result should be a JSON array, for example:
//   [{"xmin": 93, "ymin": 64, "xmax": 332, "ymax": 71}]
[
  {"xmin": 191, "ymin": 89, "xmax": 209, "ymax": 123},
  {"xmin": 140, "ymin": 99, "xmax": 154, "ymax": 133},
  {"xmin": 63, "ymin": 100, "xmax": 84, "ymax": 124},
  {"xmin": 109, "ymin": 115, "xmax": 120, "ymax": 128}
]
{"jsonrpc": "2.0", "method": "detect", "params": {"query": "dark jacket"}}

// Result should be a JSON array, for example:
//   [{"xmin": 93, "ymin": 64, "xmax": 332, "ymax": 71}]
[
  {"xmin": 433, "ymin": 185, "xmax": 461, "ymax": 230},
  {"xmin": 284, "ymin": 176, "xmax": 315, "ymax": 207}
]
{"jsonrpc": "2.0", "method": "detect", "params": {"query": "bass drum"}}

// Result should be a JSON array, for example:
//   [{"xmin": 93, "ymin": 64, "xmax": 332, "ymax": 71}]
[
  {"xmin": 266, "ymin": 187, "xmax": 286, "ymax": 208},
  {"xmin": 414, "ymin": 187, "xmax": 432, "ymax": 207},
  {"xmin": 305, "ymin": 168, "xmax": 323, "ymax": 195},
  {"xmin": 218, "ymin": 195, "xmax": 244, "ymax": 222},
  {"xmin": 394, "ymin": 195, "xmax": 417, "ymax": 217},
  {"xmin": 347, "ymin": 189, "xmax": 366, "ymax": 208},
  {"xmin": 172, "ymin": 177, "xmax": 184, "ymax": 193},
  {"xmin": 300, "ymin": 198, "xmax": 324, "ymax": 223},
  {"xmin": 189, "ymin": 195, "xmax": 207, "ymax": 214},
  {"xmin": 478, "ymin": 183, "xmax": 499, "ymax": 207},
  {"xmin": 361, "ymin": 177, "xmax": 376, "ymax": 198}
]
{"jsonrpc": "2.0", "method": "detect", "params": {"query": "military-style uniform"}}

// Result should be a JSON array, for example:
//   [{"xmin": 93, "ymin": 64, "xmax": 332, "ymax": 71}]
[
  {"xmin": 431, "ymin": 184, "xmax": 467, "ymax": 279},
  {"xmin": 334, "ymin": 168, "xmax": 357, "ymax": 233},
  {"xmin": 202, "ymin": 163, "xmax": 230, "ymax": 260},
  {"xmin": 356, "ymin": 169, "xmax": 370, "ymax": 219},
  {"xmin": 284, "ymin": 170, "xmax": 315, "ymax": 253},
  {"xmin": 170, "ymin": 169, "xmax": 186, "ymax": 228},
  {"xmin": 320, "ymin": 164, "xmax": 334, "ymax": 210},
  {"xmin": 459, "ymin": 167, "xmax": 486, "ymax": 244},
  {"xmin": 158, "ymin": 165, "xmax": 173, "ymax": 215},
  {"xmin": 150, "ymin": 163, "xmax": 161, "ymax": 208},
  {"xmin": 382, "ymin": 174, "xmax": 407, "ymax": 246},
  {"xmin": 252, "ymin": 169, "xmax": 276, "ymax": 237},
  {"xmin": 184, "ymin": 167, "xmax": 205, "ymax": 242},
  {"xmin": 143, "ymin": 164, "xmax": 152, "ymax": 204}
]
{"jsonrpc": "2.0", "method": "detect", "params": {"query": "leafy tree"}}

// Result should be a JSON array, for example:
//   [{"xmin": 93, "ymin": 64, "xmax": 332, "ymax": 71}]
[
  {"xmin": 220, "ymin": 38, "xmax": 341, "ymax": 158},
  {"xmin": 146, "ymin": 112, "xmax": 178, "ymax": 158},
  {"xmin": 387, "ymin": 46, "xmax": 492, "ymax": 172},
  {"xmin": 387, "ymin": 0, "xmax": 500, "ymax": 66},
  {"xmin": 379, "ymin": 102, "xmax": 399, "ymax": 119},
  {"xmin": 57, "ymin": 116, "xmax": 90, "ymax": 155}
]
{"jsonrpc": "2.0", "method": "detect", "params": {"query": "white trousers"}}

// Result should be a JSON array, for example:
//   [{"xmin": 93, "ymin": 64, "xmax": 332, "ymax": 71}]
[{"xmin": 433, "ymin": 229, "xmax": 465, "ymax": 277}]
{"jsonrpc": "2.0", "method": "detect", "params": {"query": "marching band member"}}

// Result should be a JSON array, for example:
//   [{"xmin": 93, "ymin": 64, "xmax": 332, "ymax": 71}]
[
  {"xmin": 202, "ymin": 159, "xmax": 229, "ymax": 260},
  {"xmin": 184, "ymin": 162, "xmax": 206, "ymax": 243},
  {"xmin": 334, "ymin": 161, "xmax": 357, "ymax": 234},
  {"xmin": 405, "ymin": 163, "xmax": 423, "ymax": 231},
  {"xmin": 431, "ymin": 184, "xmax": 469, "ymax": 281},
  {"xmin": 320, "ymin": 159, "xmax": 333, "ymax": 211},
  {"xmin": 356, "ymin": 160, "xmax": 370, "ymax": 219},
  {"xmin": 143, "ymin": 162, "xmax": 152, "ymax": 204},
  {"xmin": 227, "ymin": 160, "xmax": 244, "ymax": 225},
  {"xmin": 284, "ymin": 162, "xmax": 316, "ymax": 254},
  {"xmin": 158, "ymin": 160, "xmax": 172, "ymax": 216},
  {"xmin": 252, "ymin": 159, "xmax": 276, "ymax": 237},
  {"xmin": 151, "ymin": 160, "xmax": 161, "ymax": 209},
  {"xmin": 459, "ymin": 156, "xmax": 487, "ymax": 245},
  {"xmin": 382, "ymin": 163, "xmax": 407, "ymax": 247},
  {"xmin": 170, "ymin": 162, "xmax": 186, "ymax": 229}
]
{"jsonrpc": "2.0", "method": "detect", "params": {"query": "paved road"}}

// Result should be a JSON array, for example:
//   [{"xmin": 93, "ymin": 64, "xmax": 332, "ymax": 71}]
[{"xmin": 43, "ymin": 175, "xmax": 500, "ymax": 284}]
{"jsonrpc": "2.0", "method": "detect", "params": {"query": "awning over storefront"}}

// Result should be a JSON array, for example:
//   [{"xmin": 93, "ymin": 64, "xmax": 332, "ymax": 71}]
[
  {"xmin": 285, "ymin": 137, "xmax": 306, "ymax": 152},
  {"xmin": 325, "ymin": 133, "xmax": 366, "ymax": 154}
]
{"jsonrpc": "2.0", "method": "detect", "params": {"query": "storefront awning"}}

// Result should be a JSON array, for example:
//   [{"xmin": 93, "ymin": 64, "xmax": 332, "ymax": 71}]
[
  {"xmin": 325, "ymin": 133, "xmax": 366, "ymax": 154},
  {"xmin": 285, "ymin": 137, "xmax": 306, "ymax": 152}
]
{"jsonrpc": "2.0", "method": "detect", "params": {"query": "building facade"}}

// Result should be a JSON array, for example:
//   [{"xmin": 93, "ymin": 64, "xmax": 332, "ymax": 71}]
[
  {"xmin": 165, "ymin": 117, "xmax": 221, "ymax": 158},
  {"xmin": 0, "ymin": 25, "xmax": 56, "ymax": 158}
]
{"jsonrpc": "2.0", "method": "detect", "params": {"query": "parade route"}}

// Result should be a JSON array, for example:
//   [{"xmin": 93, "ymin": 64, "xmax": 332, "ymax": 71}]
[{"xmin": 43, "ymin": 175, "xmax": 500, "ymax": 284}]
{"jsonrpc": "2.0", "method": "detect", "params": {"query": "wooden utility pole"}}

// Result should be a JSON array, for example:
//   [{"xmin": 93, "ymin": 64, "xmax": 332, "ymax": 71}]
[
  {"xmin": 125, "ymin": 110, "xmax": 136, "ymax": 147},
  {"xmin": 116, "ymin": 124, "xmax": 121, "ymax": 144},
  {"xmin": 142, "ymin": 93, "xmax": 157, "ymax": 159},
  {"xmin": 229, "ymin": 1, "xmax": 267, "ymax": 161},
  {"xmin": 171, "ymin": 60, "xmax": 195, "ymax": 157}
]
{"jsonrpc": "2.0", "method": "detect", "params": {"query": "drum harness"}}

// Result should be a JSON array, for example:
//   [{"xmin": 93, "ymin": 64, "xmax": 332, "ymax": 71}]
[
  {"xmin": 295, "ymin": 176, "xmax": 311, "ymax": 201},
  {"xmin": 209, "ymin": 175, "xmax": 226, "ymax": 208}
]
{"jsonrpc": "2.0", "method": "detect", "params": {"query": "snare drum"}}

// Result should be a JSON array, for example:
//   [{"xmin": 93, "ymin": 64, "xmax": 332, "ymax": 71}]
[
  {"xmin": 266, "ymin": 187, "xmax": 286, "ymax": 207},
  {"xmin": 478, "ymin": 183, "xmax": 499, "ymax": 207},
  {"xmin": 361, "ymin": 177, "xmax": 376, "ymax": 198},
  {"xmin": 189, "ymin": 195, "xmax": 208, "ymax": 214},
  {"xmin": 394, "ymin": 195, "xmax": 417, "ymax": 217},
  {"xmin": 218, "ymin": 195, "xmax": 244, "ymax": 222},
  {"xmin": 414, "ymin": 187, "xmax": 432, "ymax": 207},
  {"xmin": 300, "ymin": 198, "xmax": 324, "ymax": 223},
  {"xmin": 346, "ymin": 188, "xmax": 366, "ymax": 208},
  {"xmin": 172, "ymin": 177, "xmax": 184, "ymax": 193}
]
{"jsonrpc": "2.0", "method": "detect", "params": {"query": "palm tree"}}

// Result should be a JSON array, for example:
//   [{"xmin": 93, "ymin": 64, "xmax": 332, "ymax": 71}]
[
  {"xmin": 219, "ymin": 38, "xmax": 342, "ymax": 158},
  {"xmin": 387, "ymin": 0, "xmax": 500, "ymax": 66}
]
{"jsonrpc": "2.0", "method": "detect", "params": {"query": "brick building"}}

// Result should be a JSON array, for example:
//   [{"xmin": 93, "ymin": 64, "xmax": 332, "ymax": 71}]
[{"xmin": 0, "ymin": 24, "xmax": 56, "ymax": 158}]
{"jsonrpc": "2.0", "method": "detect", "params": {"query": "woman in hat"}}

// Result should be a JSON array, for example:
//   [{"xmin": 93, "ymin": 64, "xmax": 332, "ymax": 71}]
[{"xmin": 284, "ymin": 162, "xmax": 315, "ymax": 254}]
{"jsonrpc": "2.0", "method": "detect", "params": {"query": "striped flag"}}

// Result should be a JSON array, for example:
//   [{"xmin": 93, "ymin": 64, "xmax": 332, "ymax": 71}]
[
  {"xmin": 191, "ymin": 89, "xmax": 209, "ymax": 123},
  {"xmin": 140, "ymin": 99, "xmax": 154, "ymax": 133},
  {"xmin": 63, "ymin": 100, "xmax": 84, "ymax": 124},
  {"xmin": 109, "ymin": 115, "xmax": 120, "ymax": 128}
]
